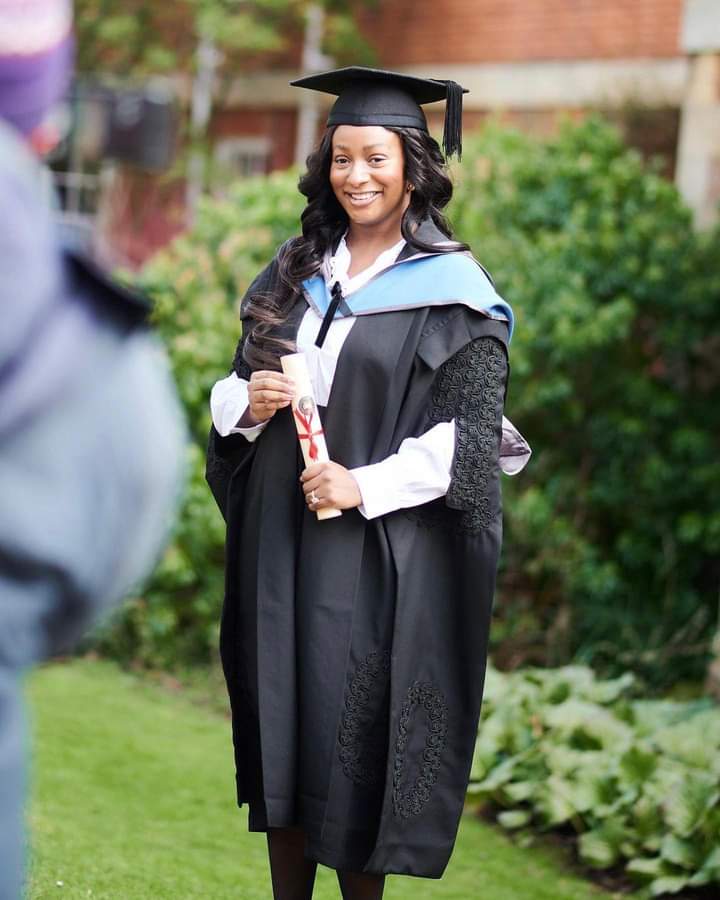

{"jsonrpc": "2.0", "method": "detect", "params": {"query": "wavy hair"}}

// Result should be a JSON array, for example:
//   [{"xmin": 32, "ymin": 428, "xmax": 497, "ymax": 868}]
[{"xmin": 243, "ymin": 126, "xmax": 468, "ymax": 371}]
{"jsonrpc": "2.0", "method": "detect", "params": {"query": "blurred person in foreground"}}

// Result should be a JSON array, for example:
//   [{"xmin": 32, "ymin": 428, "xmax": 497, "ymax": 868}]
[{"xmin": 0, "ymin": 1, "xmax": 185, "ymax": 896}]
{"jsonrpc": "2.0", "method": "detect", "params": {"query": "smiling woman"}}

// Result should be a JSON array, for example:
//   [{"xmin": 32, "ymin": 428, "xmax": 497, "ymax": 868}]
[
  {"xmin": 329, "ymin": 126, "xmax": 411, "ymax": 252},
  {"xmin": 205, "ymin": 66, "xmax": 530, "ymax": 900}
]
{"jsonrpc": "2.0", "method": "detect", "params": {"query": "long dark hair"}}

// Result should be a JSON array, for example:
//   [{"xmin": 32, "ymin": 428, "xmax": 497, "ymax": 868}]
[{"xmin": 243, "ymin": 126, "xmax": 468, "ymax": 371}]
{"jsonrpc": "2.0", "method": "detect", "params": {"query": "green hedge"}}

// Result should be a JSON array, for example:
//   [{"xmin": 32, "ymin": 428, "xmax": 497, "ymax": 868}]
[
  {"xmin": 451, "ymin": 118, "xmax": 720, "ymax": 686},
  {"xmin": 470, "ymin": 664, "xmax": 720, "ymax": 895},
  {"xmin": 96, "ymin": 117, "xmax": 720, "ymax": 684},
  {"xmin": 96, "ymin": 172, "xmax": 304, "ymax": 668}
]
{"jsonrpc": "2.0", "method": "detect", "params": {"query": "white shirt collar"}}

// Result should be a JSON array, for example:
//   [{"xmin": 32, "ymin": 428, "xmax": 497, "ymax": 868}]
[{"xmin": 323, "ymin": 233, "xmax": 406, "ymax": 296}]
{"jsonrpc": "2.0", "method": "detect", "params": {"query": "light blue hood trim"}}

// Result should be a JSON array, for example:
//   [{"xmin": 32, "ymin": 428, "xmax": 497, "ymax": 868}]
[{"xmin": 302, "ymin": 251, "xmax": 514, "ymax": 339}]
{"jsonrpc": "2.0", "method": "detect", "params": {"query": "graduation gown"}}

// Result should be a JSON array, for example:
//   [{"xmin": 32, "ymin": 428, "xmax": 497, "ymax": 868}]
[{"xmin": 206, "ymin": 220, "xmax": 511, "ymax": 878}]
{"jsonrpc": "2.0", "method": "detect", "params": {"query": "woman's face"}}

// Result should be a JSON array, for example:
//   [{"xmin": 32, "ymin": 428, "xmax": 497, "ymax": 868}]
[{"xmin": 329, "ymin": 125, "xmax": 410, "ymax": 233}]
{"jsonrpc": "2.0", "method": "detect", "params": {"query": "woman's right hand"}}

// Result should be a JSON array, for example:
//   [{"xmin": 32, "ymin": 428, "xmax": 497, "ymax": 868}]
[{"xmin": 245, "ymin": 370, "xmax": 296, "ymax": 425}]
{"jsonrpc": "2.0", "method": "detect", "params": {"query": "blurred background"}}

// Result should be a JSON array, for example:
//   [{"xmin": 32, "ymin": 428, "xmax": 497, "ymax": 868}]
[
  {"xmin": 63, "ymin": 0, "xmax": 720, "ymax": 695},
  {"xmin": 28, "ymin": 1, "xmax": 720, "ymax": 898},
  {"xmin": 55, "ymin": 0, "xmax": 719, "ymax": 263}
]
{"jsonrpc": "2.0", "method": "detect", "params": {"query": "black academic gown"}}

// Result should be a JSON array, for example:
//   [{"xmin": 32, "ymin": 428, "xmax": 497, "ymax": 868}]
[{"xmin": 206, "ymin": 221, "xmax": 509, "ymax": 878}]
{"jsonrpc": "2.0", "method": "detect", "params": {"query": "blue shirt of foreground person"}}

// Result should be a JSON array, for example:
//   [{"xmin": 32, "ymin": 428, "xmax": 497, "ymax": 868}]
[{"xmin": 0, "ymin": 4, "xmax": 185, "ymax": 897}]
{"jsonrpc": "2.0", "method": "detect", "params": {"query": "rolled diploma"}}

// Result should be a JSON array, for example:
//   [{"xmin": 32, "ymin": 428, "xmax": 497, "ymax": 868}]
[{"xmin": 280, "ymin": 352, "xmax": 342, "ymax": 521}]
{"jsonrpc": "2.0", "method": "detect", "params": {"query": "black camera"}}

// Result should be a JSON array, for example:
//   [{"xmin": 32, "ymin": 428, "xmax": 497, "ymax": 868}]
[
  {"xmin": 48, "ymin": 79, "xmax": 179, "ymax": 256},
  {"xmin": 54, "ymin": 79, "xmax": 178, "ymax": 171}
]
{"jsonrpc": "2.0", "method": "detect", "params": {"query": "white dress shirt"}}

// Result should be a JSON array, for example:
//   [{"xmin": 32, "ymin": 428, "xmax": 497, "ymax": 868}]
[{"xmin": 210, "ymin": 235, "xmax": 530, "ymax": 518}]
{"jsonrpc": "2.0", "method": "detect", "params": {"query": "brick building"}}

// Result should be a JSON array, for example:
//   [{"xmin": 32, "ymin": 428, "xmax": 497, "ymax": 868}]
[
  {"xmin": 218, "ymin": 0, "xmax": 687, "ymax": 172},
  {"xmin": 96, "ymin": 0, "xmax": 719, "ymax": 264}
]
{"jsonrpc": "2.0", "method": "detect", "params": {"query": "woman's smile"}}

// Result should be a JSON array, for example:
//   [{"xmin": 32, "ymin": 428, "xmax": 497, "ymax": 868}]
[{"xmin": 346, "ymin": 189, "xmax": 383, "ymax": 207}]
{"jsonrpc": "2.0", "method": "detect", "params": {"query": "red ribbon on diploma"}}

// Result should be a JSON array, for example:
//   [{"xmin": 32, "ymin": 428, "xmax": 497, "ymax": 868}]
[{"xmin": 294, "ymin": 409, "xmax": 324, "ymax": 461}]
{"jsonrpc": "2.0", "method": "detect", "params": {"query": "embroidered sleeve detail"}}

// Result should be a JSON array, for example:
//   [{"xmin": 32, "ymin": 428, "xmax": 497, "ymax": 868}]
[
  {"xmin": 206, "ymin": 430, "xmax": 234, "ymax": 481},
  {"xmin": 425, "ymin": 336, "xmax": 508, "ymax": 532},
  {"xmin": 338, "ymin": 650, "xmax": 391, "ymax": 788},
  {"xmin": 205, "ymin": 336, "xmax": 253, "ymax": 503},
  {"xmin": 232, "ymin": 335, "xmax": 252, "ymax": 381},
  {"xmin": 392, "ymin": 681, "xmax": 448, "ymax": 819}
]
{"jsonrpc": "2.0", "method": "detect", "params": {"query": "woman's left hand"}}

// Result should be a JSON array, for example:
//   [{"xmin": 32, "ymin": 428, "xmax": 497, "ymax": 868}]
[{"xmin": 300, "ymin": 461, "xmax": 362, "ymax": 511}]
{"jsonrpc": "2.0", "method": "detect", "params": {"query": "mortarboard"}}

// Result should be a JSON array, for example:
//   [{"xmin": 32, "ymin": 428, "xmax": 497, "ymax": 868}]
[{"xmin": 290, "ymin": 66, "xmax": 468, "ymax": 159}]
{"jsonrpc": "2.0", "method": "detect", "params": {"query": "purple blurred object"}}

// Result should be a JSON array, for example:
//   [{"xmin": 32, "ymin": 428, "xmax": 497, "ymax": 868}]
[{"xmin": 0, "ymin": 0, "xmax": 73, "ymax": 135}]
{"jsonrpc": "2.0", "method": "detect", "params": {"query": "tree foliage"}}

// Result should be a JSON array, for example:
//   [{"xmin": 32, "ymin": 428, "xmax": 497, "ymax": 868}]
[
  {"xmin": 73, "ymin": 0, "xmax": 376, "ymax": 78},
  {"xmin": 97, "ymin": 118, "xmax": 720, "ymax": 688},
  {"xmin": 451, "ymin": 118, "xmax": 720, "ymax": 686},
  {"xmin": 96, "ymin": 172, "xmax": 304, "ymax": 667}
]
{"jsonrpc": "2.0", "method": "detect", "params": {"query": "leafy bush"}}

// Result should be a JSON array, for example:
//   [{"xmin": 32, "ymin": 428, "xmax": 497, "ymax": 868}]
[
  {"xmin": 471, "ymin": 664, "xmax": 720, "ymax": 896},
  {"xmin": 95, "ymin": 172, "xmax": 303, "ymax": 667},
  {"xmin": 451, "ymin": 118, "xmax": 720, "ymax": 686},
  {"xmin": 97, "ymin": 117, "xmax": 720, "ymax": 684}
]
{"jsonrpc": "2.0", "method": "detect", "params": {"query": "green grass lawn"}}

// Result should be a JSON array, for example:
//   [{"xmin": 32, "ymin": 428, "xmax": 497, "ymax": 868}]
[{"xmin": 25, "ymin": 659, "xmax": 615, "ymax": 900}]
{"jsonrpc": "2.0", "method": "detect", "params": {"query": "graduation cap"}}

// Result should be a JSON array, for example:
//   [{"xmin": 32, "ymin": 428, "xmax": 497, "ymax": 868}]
[{"xmin": 290, "ymin": 66, "xmax": 468, "ymax": 159}]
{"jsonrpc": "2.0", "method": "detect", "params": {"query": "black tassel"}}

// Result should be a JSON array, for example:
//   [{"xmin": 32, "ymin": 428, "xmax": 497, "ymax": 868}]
[
  {"xmin": 441, "ymin": 80, "xmax": 463, "ymax": 160},
  {"xmin": 315, "ymin": 281, "xmax": 343, "ymax": 348}
]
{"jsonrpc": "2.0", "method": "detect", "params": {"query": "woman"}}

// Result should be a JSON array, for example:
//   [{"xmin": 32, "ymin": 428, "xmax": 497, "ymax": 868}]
[{"xmin": 207, "ymin": 67, "xmax": 529, "ymax": 900}]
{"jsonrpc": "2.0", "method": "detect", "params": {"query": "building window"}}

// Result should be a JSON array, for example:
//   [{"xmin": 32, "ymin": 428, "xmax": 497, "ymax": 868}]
[
  {"xmin": 214, "ymin": 136, "xmax": 271, "ymax": 179},
  {"xmin": 46, "ymin": 140, "xmax": 111, "ymax": 249}
]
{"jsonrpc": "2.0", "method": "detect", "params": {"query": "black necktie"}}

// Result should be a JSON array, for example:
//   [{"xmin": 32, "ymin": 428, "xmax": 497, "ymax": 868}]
[{"xmin": 315, "ymin": 281, "xmax": 344, "ymax": 349}]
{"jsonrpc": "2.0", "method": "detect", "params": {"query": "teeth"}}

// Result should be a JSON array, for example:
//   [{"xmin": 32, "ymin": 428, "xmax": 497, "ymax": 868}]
[{"xmin": 350, "ymin": 192, "xmax": 380, "ymax": 199}]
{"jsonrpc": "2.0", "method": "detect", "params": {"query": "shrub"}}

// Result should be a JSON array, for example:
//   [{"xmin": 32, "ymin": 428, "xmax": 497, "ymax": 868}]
[
  {"xmin": 470, "ymin": 664, "xmax": 720, "ymax": 895},
  {"xmin": 95, "ymin": 172, "xmax": 303, "ymax": 667},
  {"xmin": 97, "ymin": 117, "xmax": 720, "ymax": 684},
  {"xmin": 451, "ymin": 117, "xmax": 720, "ymax": 687}
]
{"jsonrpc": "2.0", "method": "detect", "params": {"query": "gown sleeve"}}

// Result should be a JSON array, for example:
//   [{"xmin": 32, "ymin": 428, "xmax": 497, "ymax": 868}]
[
  {"xmin": 428, "ymin": 334, "xmax": 509, "ymax": 531},
  {"xmin": 350, "ymin": 335, "xmax": 528, "ymax": 520},
  {"xmin": 350, "ymin": 421, "xmax": 455, "ymax": 520},
  {"xmin": 205, "ymin": 244, "xmax": 290, "ymax": 517},
  {"xmin": 350, "ymin": 410, "xmax": 530, "ymax": 521},
  {"xmin": 499, "ymin": 415, "xmax": 532, "ymax": 475},
  {"xmin": 351, "ymin": 338, "xmax": 532, "ymax": 519}
]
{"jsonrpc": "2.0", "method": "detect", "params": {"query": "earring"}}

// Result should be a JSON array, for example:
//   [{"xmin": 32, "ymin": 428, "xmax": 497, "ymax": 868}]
[{"xmin": 406, "ymin": 183, "xmax": 414, "ymax": 192}]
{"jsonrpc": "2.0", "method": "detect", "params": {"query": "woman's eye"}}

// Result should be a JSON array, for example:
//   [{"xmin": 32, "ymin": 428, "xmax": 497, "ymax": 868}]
[
  {"xmin": 369, "ymin": 156, "xmax": 386, "ymax": 164},
  {"xmin": 334, "ymin": 157, "xmax": 349, "ymax": 165}
]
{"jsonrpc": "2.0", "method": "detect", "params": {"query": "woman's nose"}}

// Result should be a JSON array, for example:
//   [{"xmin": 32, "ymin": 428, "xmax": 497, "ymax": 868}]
[{"xmin": 346, "ymin": 162, "xmax": 370, "ymax": 186}]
